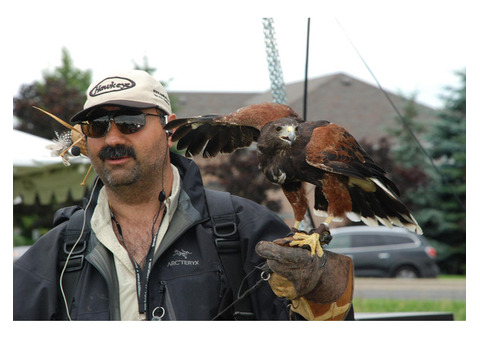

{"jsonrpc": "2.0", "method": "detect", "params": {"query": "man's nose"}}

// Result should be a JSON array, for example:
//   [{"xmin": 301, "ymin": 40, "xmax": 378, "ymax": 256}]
[{"xmin": 104, "ymin": 121, "xmax": 127, "ymax": 145}]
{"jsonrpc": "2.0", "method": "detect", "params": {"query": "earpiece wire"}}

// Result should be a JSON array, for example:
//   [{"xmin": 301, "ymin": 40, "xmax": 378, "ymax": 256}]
[{"xmin": 59, "ymin": 176, "xmax": 99, "ymax": 320}]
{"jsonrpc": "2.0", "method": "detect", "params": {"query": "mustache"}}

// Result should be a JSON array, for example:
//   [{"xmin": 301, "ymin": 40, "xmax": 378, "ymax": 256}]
[{"xmin": 98, "ymin": 145, "xmax": 137, "ymax": 161}]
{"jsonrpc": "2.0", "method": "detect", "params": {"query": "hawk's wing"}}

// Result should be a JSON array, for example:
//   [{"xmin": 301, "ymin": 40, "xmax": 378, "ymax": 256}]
[
  {"xmin": 304, "ymin": 122, "xmax": 421, "ymax": 233},
  {"xmin": 304, "ymin": 122, "xmax": 398, "ymax": 194},
  {"xmin": 165, "ymin": 103, "xmax": 301, "ymax": 158}
]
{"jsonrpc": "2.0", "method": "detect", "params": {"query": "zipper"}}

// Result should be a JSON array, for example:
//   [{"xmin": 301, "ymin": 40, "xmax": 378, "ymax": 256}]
[{"xmin": 152, "ymin": 281, "xmax": 177, "ymax": 320}]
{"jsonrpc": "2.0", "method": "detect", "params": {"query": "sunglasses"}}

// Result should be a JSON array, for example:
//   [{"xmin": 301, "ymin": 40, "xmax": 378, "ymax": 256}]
[{"xmin": 80, "ymin": 108, "xmax": 165, "ymax": 138}]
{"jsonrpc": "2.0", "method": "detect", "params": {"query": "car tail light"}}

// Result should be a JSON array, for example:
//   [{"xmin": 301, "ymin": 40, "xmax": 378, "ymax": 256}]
[{"xmin": 425, "ymin": 246, "xmax": 437, "ymax": 259}]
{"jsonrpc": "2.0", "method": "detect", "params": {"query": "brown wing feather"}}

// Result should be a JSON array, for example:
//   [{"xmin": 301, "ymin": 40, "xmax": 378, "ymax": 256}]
[
  {"xmin": 304, "ymin": 122, "xmax": 390, "ymax": 182},
  {"xmin": 164, "ymin": 103, "xmax": 301, "ymax": 158},
  {"xmin": 217, "ymin": 103, "xmax": 301, "ymax": 130},
  {"xmin": 304, "ymin": 122, "xmax": 421, "ymax": 233}
]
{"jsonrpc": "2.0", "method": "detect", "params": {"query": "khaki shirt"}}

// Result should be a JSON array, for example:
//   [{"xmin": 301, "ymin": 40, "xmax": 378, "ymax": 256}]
[{"xmin": 90, "ymin": 165, "xmax": 181, "ymax": 320}]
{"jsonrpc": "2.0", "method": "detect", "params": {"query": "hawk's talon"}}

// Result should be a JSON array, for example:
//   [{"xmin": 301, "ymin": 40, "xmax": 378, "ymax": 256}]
[
  {"xmin": 288, "ymin": 232, "xmax": 324, "ymax": 257},
  {"xmin": 320, "ymin": 231, "xmax": 332, "ymax": 245},
  {"xmin": 314, "ymin": 223, "xmax": 333, "ymax": 245}
]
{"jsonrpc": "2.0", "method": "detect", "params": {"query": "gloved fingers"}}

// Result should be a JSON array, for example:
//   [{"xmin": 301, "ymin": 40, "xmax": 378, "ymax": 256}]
[
  {"xmin": 255, "ymin": 240, "xmax": 313, "ymax": 265},
  {"xmin": 255, "ymin": 241, "xmax": 321, "ymax": 279},
  {"xmin": 255, "ymin": 240, "xmax": 324, "ymax": 296}
]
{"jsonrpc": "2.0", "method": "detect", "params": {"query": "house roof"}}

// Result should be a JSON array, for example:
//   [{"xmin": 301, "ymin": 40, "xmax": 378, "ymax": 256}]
[
  {"xmin": 169, "ymin": 72, "xmax": 436, "ymax": 144},
  {"xmin": 170, "ymin": 92, "xmax": 257, "ymax": 116}
]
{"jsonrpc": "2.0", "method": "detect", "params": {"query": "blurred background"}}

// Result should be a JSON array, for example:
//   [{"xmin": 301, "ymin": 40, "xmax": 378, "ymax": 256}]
[{"xmin": 10, "ymin": 2, "xmax": 468, "ymax": 321}]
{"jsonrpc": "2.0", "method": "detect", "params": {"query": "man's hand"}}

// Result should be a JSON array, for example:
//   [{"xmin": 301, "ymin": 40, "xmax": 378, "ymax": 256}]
[
  {"xmin": 256, "ymin": 235, "xmax": 354, "ymax": 320},
  {"xmin": 256, "ymin": 237, "xmax": 326, "ymax": 300}
]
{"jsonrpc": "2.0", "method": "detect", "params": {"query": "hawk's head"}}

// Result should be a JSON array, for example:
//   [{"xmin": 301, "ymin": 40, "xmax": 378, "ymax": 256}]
[{"xmin": 259, "ymin": 118, "xmax": 299, "ymax": 151}]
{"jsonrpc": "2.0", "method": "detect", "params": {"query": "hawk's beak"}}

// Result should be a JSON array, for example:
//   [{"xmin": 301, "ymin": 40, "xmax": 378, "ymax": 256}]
[{"xmin": 280, "ymin": 126, "xmax": 296, "ymax": 144}]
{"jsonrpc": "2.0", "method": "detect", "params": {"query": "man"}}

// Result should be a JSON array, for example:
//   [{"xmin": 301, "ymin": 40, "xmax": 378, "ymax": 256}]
[{"xmin": 13, "ymin": 70, "xmax": 354, "ymax": 320}]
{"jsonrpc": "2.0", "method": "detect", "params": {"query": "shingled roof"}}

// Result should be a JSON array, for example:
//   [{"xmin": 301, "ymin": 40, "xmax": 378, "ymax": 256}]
[{"xmin": 169, "ymin": 72, "xmax": 437, "ymax": 144}]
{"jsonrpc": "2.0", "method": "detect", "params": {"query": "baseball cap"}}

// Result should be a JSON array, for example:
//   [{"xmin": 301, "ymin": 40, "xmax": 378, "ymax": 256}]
[{"xmin": 70, "ymin": 70, "xmax": 172, "ymax": 123}]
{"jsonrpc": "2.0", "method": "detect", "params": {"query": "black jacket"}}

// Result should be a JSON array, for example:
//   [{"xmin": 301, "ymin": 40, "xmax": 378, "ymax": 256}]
[{"xmin": 13, "ymin": 154, "xmax": 292, "ymax": 320}]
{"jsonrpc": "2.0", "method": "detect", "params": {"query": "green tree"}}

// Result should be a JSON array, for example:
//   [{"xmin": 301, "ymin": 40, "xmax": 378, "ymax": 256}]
[
  {"xmin": 385, "ymin": 94, "xmax": 430, "ymax": 212},
  {"xmin": 415, "ymin": 70, "xmax": 466, "ymax": 274},
  {"xmin": 388, "ymin": 93, "xmax": 427, "ymax": 166},
  {"xmin": 374, "ymin": 71, "xmax": 465, "ymax": 275},
  {"xmin": 13, "ymin": 48, "xmax": 92, "ymax": 245},
  {"xmin": 14, "ymin": 47, "xmax": 92, "ymax": 139}
]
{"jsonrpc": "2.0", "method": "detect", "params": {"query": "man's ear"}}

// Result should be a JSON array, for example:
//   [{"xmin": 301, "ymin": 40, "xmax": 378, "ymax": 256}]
[{"xmin": 166, "ymin": 113, "xmax": 177, "ymax": 147}]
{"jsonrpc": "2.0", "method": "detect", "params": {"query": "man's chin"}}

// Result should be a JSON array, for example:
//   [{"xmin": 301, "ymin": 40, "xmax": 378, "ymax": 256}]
[{"xmin": 102, "ymin": 168, "xmax": 140, "ymax": 188}]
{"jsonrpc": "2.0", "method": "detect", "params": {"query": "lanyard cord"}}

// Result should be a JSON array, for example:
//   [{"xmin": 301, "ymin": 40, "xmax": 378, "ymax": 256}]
[{"xmin": 110, "ymin": 204, "xmax": 166, "ymax": 317}]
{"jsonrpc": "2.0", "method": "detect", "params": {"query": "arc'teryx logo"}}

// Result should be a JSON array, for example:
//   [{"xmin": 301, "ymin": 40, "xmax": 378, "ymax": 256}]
[
  {"xmin": 89, "ymin": 76, "xmax": 135, "ymax": 97},
  {"xmin": 173, "ymin": 249, "xmax": 192, "ymax": 259},
  {"xmin": 167, "ymin": 249, "xmax": 199, "ymax": 267}
]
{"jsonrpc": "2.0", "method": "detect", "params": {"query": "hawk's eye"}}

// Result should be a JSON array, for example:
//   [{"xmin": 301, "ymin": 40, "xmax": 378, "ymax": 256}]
[{"xmin": 275, "ymin": 126, "xmax": 282, "ymax": 132}]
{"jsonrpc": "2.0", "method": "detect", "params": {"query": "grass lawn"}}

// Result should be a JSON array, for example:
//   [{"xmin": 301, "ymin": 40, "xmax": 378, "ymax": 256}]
[{"xmin": 353, "ymin": 298, "xmax": 466, "ymax": 320}]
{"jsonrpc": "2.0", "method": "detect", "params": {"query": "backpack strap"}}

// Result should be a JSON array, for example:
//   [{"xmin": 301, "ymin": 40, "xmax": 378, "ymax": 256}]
[
  {"xmin": 57, "ymin": 208, "xmax": 90, "ymax": 320},
  {"xmin": 204, "ymin": 189, "xmax": 255, "ymax": 320}
]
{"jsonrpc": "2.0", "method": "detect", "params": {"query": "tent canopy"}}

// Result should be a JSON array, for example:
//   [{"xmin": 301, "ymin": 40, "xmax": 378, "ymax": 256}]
[{"xmin": 13, "ymin": 129, "xmax": 94, "ymax": 205}]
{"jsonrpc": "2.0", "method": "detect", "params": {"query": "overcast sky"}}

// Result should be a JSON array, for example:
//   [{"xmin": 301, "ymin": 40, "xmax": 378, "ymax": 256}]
[
  {"xmin": 7, "ymin": 0, "xmax": 470, "ymax": 110},
  {"xmin": 5, "ymin": 1, "xmax": 477, "ymax": 329}
]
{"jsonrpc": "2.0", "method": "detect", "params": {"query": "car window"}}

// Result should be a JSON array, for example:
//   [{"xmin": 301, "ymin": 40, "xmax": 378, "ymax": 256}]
[
  {"xmin": 327, "ymin": 231, "xmax": 417, "ymax": 250},
  {"xmin": 381, "ymin": 235, "xmax": 415, "ymax": 245},
  {"xmin": 325, "ymin": 234, "xmax": 351, "ymax": 248},
  {"xmin": 352, "ymin": 234, "xmax": 385, "ymax": 248}
]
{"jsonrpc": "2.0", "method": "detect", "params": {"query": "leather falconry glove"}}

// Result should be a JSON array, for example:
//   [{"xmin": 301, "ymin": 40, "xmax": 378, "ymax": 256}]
[{"xmin": 256, "ymin": 233, "xmax": 354, "ymax": 321}]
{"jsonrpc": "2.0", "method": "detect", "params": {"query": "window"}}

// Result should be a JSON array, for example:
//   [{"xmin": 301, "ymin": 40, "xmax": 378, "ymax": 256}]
[
  {"xmin": 326, "ymin": 231, "xmax": 417, "ymax": 250},
  {"xmin": 381, "ymin": 235, "xmax": 415, "ymax": 246},
  {"xmin": 351, "ymin": 234, "xmax": 385, "ymax": 248},
  {"xmin": 325, "ymin": 234, "xmax": 351, "ymax": 249}
]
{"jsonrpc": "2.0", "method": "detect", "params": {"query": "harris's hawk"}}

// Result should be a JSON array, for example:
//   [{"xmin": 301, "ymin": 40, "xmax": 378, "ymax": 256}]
[{"xmin": 164, "ymin": 103, "xmax": 421, "ymax": 256}]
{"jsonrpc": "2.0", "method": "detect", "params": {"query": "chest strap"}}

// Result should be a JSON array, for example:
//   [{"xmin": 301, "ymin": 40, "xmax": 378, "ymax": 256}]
[
  {"xmin": 205, "ymin": 189, "xmax": 255, "ymax": 320},
  {"xmin": 57, "ymin": 208, "xmax": 89, "ymax": 320}
]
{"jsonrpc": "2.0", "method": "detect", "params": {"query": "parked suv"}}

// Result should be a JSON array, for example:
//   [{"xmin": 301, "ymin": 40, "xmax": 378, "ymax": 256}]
[{"xmin": 324, "ymin": 226, "xmax": 439, "ymax": 278}]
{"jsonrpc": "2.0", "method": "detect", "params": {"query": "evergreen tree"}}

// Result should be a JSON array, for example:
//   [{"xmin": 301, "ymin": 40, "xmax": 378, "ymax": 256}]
[
  {"xmin": 383, "ymin": 70, "xmax": 466, "ymax": 274},
  {"xmin": 388, "ymin": 93, "xmax": 427, "ymax": 166},
  {"xmin": 385, "ymin": 93, "xmax": 430, "ymax": 210},
  {"xmin": 418, "ymin": 70, "xmax": 466, "ymax": 274}
]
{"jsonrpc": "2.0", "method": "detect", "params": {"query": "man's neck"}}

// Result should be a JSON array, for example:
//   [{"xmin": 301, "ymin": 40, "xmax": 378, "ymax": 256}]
[
  {"xmin": 105, "ymin": 164, "xmax": 172, "ymax": 236},
  {"xmin": 105, "ymin": 166, "xmax": 173, "ymax": 266}
]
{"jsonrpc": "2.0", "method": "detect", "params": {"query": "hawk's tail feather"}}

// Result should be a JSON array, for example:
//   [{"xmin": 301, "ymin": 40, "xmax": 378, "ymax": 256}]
[
  {"xmin": 313, "ymin": 184, "xmax": 422, "ymax": 234},
  {"xmin": 348, "ymin": 185, "xmax": 422, "ymax": 234}
]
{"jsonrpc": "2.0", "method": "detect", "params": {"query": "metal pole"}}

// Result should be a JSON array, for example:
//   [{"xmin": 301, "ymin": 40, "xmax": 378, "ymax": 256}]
[
  {"xmin": 302, "ymin": 18, "xmax": 316, "ymax": 231},
  {"xmin": 303, "ymin": 18, "xmax": 311, "ymax": 120}
]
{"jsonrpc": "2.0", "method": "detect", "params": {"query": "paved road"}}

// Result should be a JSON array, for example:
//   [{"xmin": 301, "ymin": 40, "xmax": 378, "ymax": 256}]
[{"xmin": 353, "ymin": 278, "xmax": 466, "ymax": 300}]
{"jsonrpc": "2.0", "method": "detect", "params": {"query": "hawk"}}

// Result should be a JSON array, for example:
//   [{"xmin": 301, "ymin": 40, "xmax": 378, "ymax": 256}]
[{"xmin": 164, "ymin": 103, "xmax": 421, "ymax": 256}]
